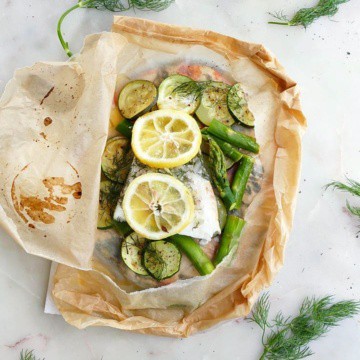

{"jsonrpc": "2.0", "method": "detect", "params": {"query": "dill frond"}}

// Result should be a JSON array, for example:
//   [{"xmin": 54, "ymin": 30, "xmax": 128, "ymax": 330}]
[
  {"xmin": 250, "ymin": 293, "xmax": 360, "ymax": 360},
  {"xmin": 171, "ymin": 81, "xmax": 212, "ymax": 102},
  {"xmin": 269, "ymin": 0, "xmax": 350, "ymax": 28},
  {"xmin": 20, "ymin": 349, "xmax": 44, "ymax": 360},
  {"xmin": 326, "ymin": 178, "xmax": 360, "ymax": 222}
]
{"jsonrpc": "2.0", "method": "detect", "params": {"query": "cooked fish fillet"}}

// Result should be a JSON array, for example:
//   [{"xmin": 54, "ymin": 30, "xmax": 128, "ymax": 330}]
[{"xmin": 113, "ymin": 154, "xmax": 220, "ymax": 243}]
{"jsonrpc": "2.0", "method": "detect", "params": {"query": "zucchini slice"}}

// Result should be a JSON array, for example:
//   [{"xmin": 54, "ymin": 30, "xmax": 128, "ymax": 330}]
[
  {"xmin": 118, "ymin": 80, "xmax": 157, "ymax": 120},
  {"xmin": 121, "ymin": 232, "xmax": 148, "ymax": 276},
  {"xmin": 97, "ymin": 180, "xmax": 114, "ymax": 230},
  {"xmin": 227, "ymin": 83, "xmax": 255, "ymax": 127},
  {"xmin": 101, "ymin": 137, "xmax": 132, "ymax": 183},
  {"xmin": 196, "ymin": 81, "xmax": 234, "ymax": 126},
  {"xmin": 157, "ymin": 74, "xmax": 200, "ymax": 114},
  {"xmin": 143, "ymin": 241, "xmax": 181, "ymax": 281}
]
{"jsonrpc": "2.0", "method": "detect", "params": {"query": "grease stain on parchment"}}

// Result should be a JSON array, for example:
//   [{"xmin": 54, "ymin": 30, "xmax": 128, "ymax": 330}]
[{"xmin": 11, "ymin": 164, "xmax": 82, "ymax": 227}]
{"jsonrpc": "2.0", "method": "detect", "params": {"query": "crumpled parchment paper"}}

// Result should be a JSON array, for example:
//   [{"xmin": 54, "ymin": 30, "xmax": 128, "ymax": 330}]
[{"xmin": 0, "ymin": 17, "xmax": 306, "ymax": 337}]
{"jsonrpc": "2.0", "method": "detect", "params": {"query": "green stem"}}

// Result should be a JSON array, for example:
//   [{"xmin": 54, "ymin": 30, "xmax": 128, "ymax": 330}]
[
  {"xmin": 268, "ymin": 21, "xmax": 291, "ymax": 26},
  {"xmin": 207, "ymin": 119, "xmax": 260, "ymax": 154},
  {"xmin": 203, "ymin": 130, "xmax": 243, "ymax": 162},
  {"xmin": 116, "ymin": 119, "xmax": 133, "ymax": 138},
  {"xmin": 231, "ymin": 155, "xmax": 254, "ymax": 210},
  {"xmin": 213, "ymin": 215, "xmax": 245, "ymax": 266},
  {"xmin": 169, "ymin": 235, "xmax": 215, "ymax": 275},
  {"xmin": 57, "ymin": 0, "xmax": 92, "ymax": 57}
]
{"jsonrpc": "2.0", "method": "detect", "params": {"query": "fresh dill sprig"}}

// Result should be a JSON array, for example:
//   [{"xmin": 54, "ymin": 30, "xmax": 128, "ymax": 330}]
[
  {"xmin": 249, "ymin": 293, "xmax": 360, "ymax": 360},
  {"xmin": 57, "ymin": 0, "xmax": 174, "ymax": 57},
  {"xmin": 269, "ymin": 0, "xmax": 350, "ymax": 28},
  {"xmin": 171, "ymin": 81, "xmax": 212, "ymax": 102},
  {"xmin": 326, "ymin": 178, "xmax": 360, "ymax": 221},
  {"xmin": 20, "ymin": 349, "xmax": 44, "ymax": 360}
]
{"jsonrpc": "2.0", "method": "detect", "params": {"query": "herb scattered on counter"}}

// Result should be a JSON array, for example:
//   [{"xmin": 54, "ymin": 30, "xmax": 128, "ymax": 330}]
[
  {"xmin": 326, "ymin": 178, "xmax": 360, "ymax": 220},
  {"xmin": 20, "ymin": 349, "xmax": 44, "ymax": 360},
  {"xmin": 57, "ymin": 0, "xmax": 174, "ymax": 57},
  {"xmin": 269, "ymin": 0, "xmax": 350, "ymax": 28},
  {"xmin": 249, "ymin": 293, "xmax": 360, "ymax": 360}
]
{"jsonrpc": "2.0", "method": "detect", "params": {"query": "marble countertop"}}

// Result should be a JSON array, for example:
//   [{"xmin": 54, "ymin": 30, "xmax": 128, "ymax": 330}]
[{"xmin": 1, "ymin": 1, "xmax": 360, "ymax": 359}]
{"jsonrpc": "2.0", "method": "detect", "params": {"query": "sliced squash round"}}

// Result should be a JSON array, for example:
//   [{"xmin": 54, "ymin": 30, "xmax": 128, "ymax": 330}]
[
  {"xmin": 157, "ymin": 74, "xmax": 200, "ymax": 114},
  {"xmin": 143, "ymin": 240, "xmax": 181, "ymax": 281},
  {"xmin": 227, "ymin": 83, "xmax": 255, "ymax": 127},
  {"xmin": 121, "ymin": 232, "xmax": 148, "ymax": 276},
  {"xmin": 101, "ymin": 136, "xmax": 132, "ymax": 183},
  {"xmin": 118, "ymin": 80, "xmax": 157, "ymax": 120},
  {"xmin": 196, "ymin": 81, "xmax": 234, "ymax": 126}
]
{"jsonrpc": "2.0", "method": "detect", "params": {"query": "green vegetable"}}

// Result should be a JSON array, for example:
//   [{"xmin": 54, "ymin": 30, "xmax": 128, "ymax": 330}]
[
  {"xmin": 169, "ymin": 234, "xmax": 215, "ymax": 275},
  {"xmin": 213, "ymin": 215, "xmax": 245, "ymax": 266},
  {"xmin": 20, "ymin": 350, "xmax": 43, "ymax": 360},
  {"xmin": 118, "ymin": 80, "xmax": 157, "ymax": 120},
  {"xmin": 207, "ymin": 119, "xmax": 260, "ymax": 154},
  {"xmin": 203, "ymin": 130, "xmax": 243, "ymax": 162},
  {"xmin": 326, "ymin": 178, "xmax": 360, "ymax": 220},
  {"xmin": 250, "ymin": 293, "xmax": 360, "ymax": 360},
  {"xmin": 143, "ymin": 240, "xmax": 181, "ymax": 281},
  {"xmin": 101, "ymin": 136, "xmax": 131, "ymax": 183},
  {"xmin": 269, "ymin": 0, "xmax": 350, "ymax": 28},
  {"xmin": 196, "ymin": 82, "xmax": 234, "ymax": 126},
  {"xmin": 158, "ymin": 75, "xmax": 200, "ymax": 114},
  {"xmin": 57, "ymin": 0, "xmax": 174, "ymax": 57},
  {"xmin": 97, "ymin": 180, "xmax": 121, "ymax": 229},
  {"xmin": 227, "ymin": 83, "xmax": 255, "ymax": 127},
  {"xmin": 116, "ymin": 118, "xmax": 133, "ymax": 138},
  {"xmin": 207, "ymin": 136, "xmax": 236, "ymax": 210},
  {"xmin": 112, "ymin": 219, "xmax": 133, "ymax": 237},
  {"xmin": 215, "ymin": 196, "xmax": 227, "ymax": 231},
  {"xmin": 121, "ymin": 232, "xmax": 148, "ymax": 275},
  {"xmin": 231, "ymin": 155, "xmax": 255, "ymax": 210}
]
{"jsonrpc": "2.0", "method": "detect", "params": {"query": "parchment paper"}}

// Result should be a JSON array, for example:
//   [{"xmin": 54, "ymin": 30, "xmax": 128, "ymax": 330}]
[{"xmin": 0, "ymin": 17, "xmax": 306, "ymax": 337}]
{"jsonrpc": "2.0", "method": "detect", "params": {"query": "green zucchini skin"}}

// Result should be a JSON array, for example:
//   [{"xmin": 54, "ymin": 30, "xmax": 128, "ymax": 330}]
[
  {"xmin": 118, "ymin": 80, "xmax": 158, "ymax": 120},
  {"xmin": 97, "ymin": 180, "xmax": 114, "ymax": 230},
  {"xmin": 157, "ymin": 74, "xmax": 200, "ymax": 114},
  {"xmin": 227, "ymin": 83, "xmax": 255, "ymax": 127},
  {"xmin": 196, "ymin": 81, "xmax": 234, "ymax": 126},
  {"xmin": 101, "ymin": 137, "xmax": 131, "ymax": 183},
  {"xmin": 142, "ymin": 241, "xmax": 181, "ymax": 281},
  {"xmin": 121, "ymin": 232, "xmax": 149, "ymax": 276}
]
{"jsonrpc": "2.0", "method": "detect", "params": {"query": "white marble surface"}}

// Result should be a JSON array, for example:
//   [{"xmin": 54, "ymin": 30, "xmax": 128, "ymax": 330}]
[{"xmin": 1, "ymin": 0, "xmax": 360, "ymax": 359}]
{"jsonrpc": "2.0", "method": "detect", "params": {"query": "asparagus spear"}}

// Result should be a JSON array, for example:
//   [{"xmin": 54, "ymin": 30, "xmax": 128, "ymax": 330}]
[
  {"xmin": 202, "ymin": 130, "xmax": 243, "ymax": 162},
  {"xmin": 214, "ymin": 215, "xmax": 246, "ymax": 266},
  {"xmin": 207, "ymin": 136, "xmax": 236, "ymax": 210},
  {"xmin": 169, "ymin": 235, "xmax": 215, "ymax": 275},
  {"xmin": 116, "ymin": 119, "xmax": 133, "ymax": 138},
  {"xmin": 207, "ymin": 119, "xmax": 259, "ymax": 154},
  {"xmin": 231, "ymin": 155, "xmax": 255, "ymax": 210}
]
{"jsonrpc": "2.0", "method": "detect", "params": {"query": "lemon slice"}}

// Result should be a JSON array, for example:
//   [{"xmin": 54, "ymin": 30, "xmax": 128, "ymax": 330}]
[
  {"xmin": 122, "ymin": 173, "xmax": 194, "ymax": 240},
  {"xmin": 131, "ymin": 109, "xmax": 201, "ymax": 168}
]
